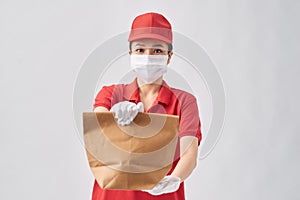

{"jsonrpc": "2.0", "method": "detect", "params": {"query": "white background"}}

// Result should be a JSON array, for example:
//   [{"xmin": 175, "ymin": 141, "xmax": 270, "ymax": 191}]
[{"xmin": 1, "ymin": 0, "xmax": 299, "ymax": 199}]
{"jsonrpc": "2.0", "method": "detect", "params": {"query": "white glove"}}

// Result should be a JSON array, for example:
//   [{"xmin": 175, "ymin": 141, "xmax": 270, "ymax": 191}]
[
  {"xmin": 142, "ymin": 175, "xmax": 181, "ymax": 196},
  {"xmin": 110, "ymin": 101, "xmax": 144, "ymax": 126}
]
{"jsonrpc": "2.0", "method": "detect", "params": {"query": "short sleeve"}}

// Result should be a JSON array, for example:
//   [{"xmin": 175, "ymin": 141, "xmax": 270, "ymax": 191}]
[
  {"xmin": 93, "ymin": 85, "xmax": 116, "ymax": 110},
  {"xmin": 178, "ymin": 95, "xmax": 202, "ymax": 146}
]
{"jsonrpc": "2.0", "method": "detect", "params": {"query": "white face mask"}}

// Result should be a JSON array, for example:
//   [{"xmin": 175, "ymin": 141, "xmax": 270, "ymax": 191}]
[{"xmin": 130, "ymin": 54, "xmax": 169, "ymax": 84}]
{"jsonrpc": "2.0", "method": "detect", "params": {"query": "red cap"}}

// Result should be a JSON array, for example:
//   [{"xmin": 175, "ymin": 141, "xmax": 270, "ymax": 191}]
[{"xmin": 128, "ymin": 12, "xmax": 172, "ymax": 44}]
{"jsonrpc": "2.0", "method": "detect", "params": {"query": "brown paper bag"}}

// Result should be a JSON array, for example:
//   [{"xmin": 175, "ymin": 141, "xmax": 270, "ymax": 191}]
[{"xmin": 82, "ymin": 112, "xmax": 179, "ymax": 190}]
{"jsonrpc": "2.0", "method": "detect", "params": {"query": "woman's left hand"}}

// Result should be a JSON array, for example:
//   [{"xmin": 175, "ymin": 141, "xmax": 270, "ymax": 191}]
[{"xmin": 142, "ymin": 175, "xmax": 181, "ymax": 196}]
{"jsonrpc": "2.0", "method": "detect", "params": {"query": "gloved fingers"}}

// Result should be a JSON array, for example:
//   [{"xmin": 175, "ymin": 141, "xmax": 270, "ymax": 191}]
[
  {"xmin": 136, "ymin": 102, "xmax": 144, "ymax": 112},
  {"xmin": 146, "ymin": 183, "xmax": 180, "ymax": 196},
  {"xmin": 131, "ymin": 109, "xmax": 139, "ymax": 120},
  {"xmin": 128, "ymin": 116, "xmax": 134, "ymax": 123},
  {"xmin": 117, "ymin": 114, "xmax": 131, "ymax": 126},
  {"xmin": 142, "ymin": 181, "xmax": 164, "ymax": 196},
  {"xmin": 120, "ymin": 103, "xmax": 132, "ymax": 122},
  {"xmin": 142, "ymin": 189, "xmax": 160, "ymax": 196},
  {"xmin": 123, "ymin": 118, "xmax": 132, "ymax": 125},
  {"xmin": 117, "ymin": 118, "xmax": 131, "ymax": 126},
  {"xmin": 120, "ymin": 110, "xmax": 134, "ymax": 126},
  {"xmin": 126, "ymin": 103, "xmax": 134, "ymax": 112},
  {"xmin": 127, "ymin": 103, "xmax": 136, "ymax": 116},
  {"xmin": 117, "ymin": 107, "xmax": 124, "ymax": 121},
  {"xmin": 118, "ymin": 120, "xmax": 125, "ymax": 126},
  {"xmin": 162, "ymin": 181, "xmax": 180, "ymax": 194},
  {"xmin": 144, "ymin": 188, "xmax": 163, "ymax": 196},
  {"xmin": 110, "ymin": 101, "xmax": 143, "ymax": 126},
  {"xmin": 142, "ymin": 189, "xmax": 159, "ymax": 196},
  {"xmin": 130, "ymin": 104, "xmax": 137, "ymax": 111},
  {"xmin": 142, "ymin": 175, "xmax": 181, "ymax": 196},
  {"xmin": 128, "ymin": 104, "xmax": 139, "ymax": 122},
  {"xmin": 124, "ymin": 110, "xmax": 134, "ymax": 124},
  {"xmin": 159, "ymin": 176, "xmax": 181, "ymax": 194}
]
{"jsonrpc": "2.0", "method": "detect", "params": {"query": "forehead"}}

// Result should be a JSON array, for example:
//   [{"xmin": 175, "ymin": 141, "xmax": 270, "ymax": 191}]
[{"xmin": 131, "ymin": 38, "xmax": 168, "ymax": 48}]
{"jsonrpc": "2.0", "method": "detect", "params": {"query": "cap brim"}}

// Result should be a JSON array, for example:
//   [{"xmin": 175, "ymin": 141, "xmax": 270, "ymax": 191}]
[{"xmin": 128, "ymin": 33, "xmax": 172, "ymax": 44}]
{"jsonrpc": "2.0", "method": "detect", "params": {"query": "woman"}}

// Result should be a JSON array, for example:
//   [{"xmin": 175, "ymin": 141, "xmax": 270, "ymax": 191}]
[{"xmin": 93, "ymin": 12, "xmax": 202, "ymax": 200}]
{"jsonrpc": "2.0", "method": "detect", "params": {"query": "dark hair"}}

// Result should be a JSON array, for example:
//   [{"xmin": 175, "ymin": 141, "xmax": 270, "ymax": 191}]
[{"xmin": 129, "ymin": 42, "xmax": 173, "ymax": 54}]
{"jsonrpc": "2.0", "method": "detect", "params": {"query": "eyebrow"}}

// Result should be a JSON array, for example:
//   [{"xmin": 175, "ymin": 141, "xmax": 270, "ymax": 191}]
[{"xmin": 134, "ymin": 43, "xmax": 165, "ymax": 48}]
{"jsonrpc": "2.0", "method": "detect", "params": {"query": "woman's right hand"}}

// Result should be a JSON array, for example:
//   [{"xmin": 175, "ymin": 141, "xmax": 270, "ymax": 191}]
[{"xmin": 110, "ymin": 101, "xmax": 144, "ymax": 126}]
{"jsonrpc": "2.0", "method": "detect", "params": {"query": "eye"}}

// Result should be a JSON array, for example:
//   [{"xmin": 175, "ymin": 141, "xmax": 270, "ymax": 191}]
[
  {"xmin": 135, "ymin": 48, "xmax": 144, "ymax": 53},
  {"xmin": 153, "ymin": 49, "xmax": 163, "ymax": 53}
]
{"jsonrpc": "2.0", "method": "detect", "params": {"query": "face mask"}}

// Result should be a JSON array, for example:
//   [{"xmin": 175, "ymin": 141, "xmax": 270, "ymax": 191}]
[{"xmin": 130, "ymin": 54, "xmax": 169, "ymax": 84}]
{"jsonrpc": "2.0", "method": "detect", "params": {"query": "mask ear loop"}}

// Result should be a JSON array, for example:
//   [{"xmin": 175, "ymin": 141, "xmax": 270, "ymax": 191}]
[{"xmin": 166, "ymin": 52, "xmax": 171, "ymax": 65}]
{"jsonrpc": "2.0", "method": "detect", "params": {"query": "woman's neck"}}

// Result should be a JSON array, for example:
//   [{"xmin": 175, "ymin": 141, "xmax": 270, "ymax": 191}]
[{"xmin": 137, "ymin": 78, "xmax": 163, "ymax": 96}]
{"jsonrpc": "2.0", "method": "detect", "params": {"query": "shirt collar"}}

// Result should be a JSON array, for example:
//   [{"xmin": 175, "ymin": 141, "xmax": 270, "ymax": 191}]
[{"xmin": 123, "ymin": 78, "xmax": 173, "ymax": 106}]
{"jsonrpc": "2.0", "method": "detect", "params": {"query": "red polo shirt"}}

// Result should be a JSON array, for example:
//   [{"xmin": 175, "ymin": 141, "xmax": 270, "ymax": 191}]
[{"xmin": 92, "ymin": 78, "xmax": 202, "ymax": 200}]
